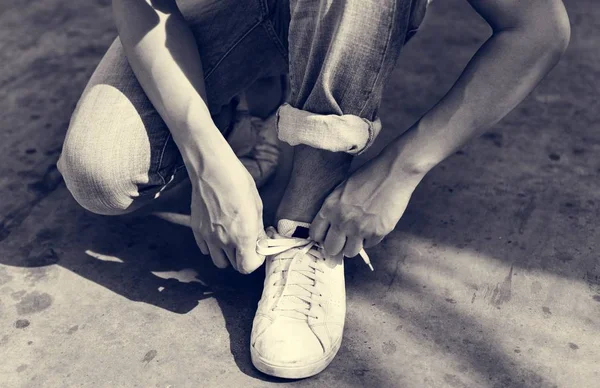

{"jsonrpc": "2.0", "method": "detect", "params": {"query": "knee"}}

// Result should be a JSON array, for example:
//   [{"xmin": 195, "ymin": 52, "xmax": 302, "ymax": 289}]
[{"xmin": 58, "ymin": 130, "xmax": 137, "ymax": 216}]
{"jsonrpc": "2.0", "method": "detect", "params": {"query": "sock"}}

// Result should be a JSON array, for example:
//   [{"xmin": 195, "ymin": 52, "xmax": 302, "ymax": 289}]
[{"xmin": 276, "ymin": 219, "xmax": 311, "ymax": 238}]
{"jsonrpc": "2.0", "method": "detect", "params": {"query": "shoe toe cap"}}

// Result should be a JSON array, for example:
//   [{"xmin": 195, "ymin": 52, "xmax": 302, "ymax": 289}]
[{"xmin": 252, "ymin": 318, "xmax": 325, "ymax": 365}]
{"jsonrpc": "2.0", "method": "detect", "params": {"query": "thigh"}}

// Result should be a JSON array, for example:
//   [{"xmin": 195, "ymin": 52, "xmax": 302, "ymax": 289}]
[
  {"xmin": 62, "ymin": 0, "xmax": 289, "ymax": 201},
  {"xmin": 179, "ymin": 0, "xmax": 289, "ymax": 113}
]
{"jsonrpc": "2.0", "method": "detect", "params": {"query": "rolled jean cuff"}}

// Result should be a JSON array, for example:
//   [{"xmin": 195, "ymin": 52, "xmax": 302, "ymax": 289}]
[{"xmin": 276, "ymin": 103, "xmax": 382, "ymax": 155}]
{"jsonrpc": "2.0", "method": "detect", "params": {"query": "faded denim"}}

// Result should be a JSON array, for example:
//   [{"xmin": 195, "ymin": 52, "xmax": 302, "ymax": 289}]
[
  {"xmin": 58, "ymin": 0, "xmax": 428, "ymax": 215},
  {"xmin": 280, "ymin": 0, "xmax": 426, "ymax": 154}
]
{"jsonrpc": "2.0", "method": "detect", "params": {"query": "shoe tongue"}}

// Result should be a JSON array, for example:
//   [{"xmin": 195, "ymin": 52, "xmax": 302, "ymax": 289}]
[{"xmin": 277, "ymin": 219, "xmax": 311, "ymax": 238}]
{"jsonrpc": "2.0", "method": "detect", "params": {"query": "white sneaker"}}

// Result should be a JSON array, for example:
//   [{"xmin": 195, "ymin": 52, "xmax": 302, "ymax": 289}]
[{"xmin": 251, "ymin": 219, "xmax": 372, "ymax": 379}]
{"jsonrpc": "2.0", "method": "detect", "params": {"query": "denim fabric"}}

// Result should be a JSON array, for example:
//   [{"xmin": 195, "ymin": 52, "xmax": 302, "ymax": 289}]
[
  {"xmin": 278, "ymin": 105, "xmax": 383, "ymax": 154},
  {"xmin": 58, "ymin": 0, "xmax": 289, "ymax": 215},
  {"xmin": 278, "ymin": 0, "xmax": 428, "ymax": 155},
  {"xmin": 58, "ymin": 0, "xmax": 428, "ymax": 215}
]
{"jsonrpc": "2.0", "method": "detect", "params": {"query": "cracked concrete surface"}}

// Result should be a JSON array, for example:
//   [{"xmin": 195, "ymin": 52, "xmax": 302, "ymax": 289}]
[{"xmin": 1, "ymin": 0, "xmax": 599, "ymax": 387}]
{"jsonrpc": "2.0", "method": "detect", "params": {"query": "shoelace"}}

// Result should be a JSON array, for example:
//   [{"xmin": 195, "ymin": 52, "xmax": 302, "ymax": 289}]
[{"xmin": 256, "ymin": 231, "xmax": 373, "ymax": 319}]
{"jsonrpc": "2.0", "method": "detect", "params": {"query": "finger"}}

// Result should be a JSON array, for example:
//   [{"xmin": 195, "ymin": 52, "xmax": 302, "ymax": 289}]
[
  {"xmin": 323, "ymin": 227, "xmax": 346, "ymax": 256},
  {"xmin": 237, "ymin": 221, "xmax": 269, "ymax": 274},
  {"xmin": 208, "ymin": 243, "xmax": 229, "ymax": 269},
  {"xmin": 342, "ymin": 236, "xmax": 364, "ymax": 258},
  {"xmin": 310, "ymin": 214, "xmax": 330, "ymax": 243},
  {"xmin": 257, "ymin": 220, "xmax": 269, "ymax": 241},
  {"xmin": 364, "ymin": 235, "xmax": 384, "ymax": 248},
  {"xmin": 257, "ymin": 225, "xmax": 268, "ymax": 240},
  {"xmin": 192, "ymin": 232, "xmax": 210, "ymax": 256},
  {"xmin": 224, "ymin": 247, "xmax": 238, "ymax": 272},
  {"xmin": 197, "ymin": 239, "xmax": 209, "ymax": 256},
  {"xmin": 237, "ymin": 245, "xmax": 265, "ymax": 275}
]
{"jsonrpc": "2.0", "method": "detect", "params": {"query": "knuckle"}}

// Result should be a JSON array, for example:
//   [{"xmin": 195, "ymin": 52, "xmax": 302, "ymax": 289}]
[
  {"xmin": 315, "ymin": 211, "xmax": 329, "ymax": 222},
  {"xmin": 320, "ymin": 200, "xmax": 337, "ymax": 216},
  {"xmin": 337, "ymin": 211, "xmax": 353, "ymax": 224}
]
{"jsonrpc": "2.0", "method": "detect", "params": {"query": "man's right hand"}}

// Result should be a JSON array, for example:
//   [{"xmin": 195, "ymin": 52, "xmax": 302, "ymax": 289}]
[
  {"xmin": 190, "ymin": 160, "xmax": 267, "ymax": 274},
  {"xmin": 113, "ymin": 0, "xmax": 269, "ymax": 274}
]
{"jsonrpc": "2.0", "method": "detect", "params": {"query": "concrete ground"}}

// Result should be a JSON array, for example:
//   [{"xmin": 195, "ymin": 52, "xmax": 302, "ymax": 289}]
[{"xmin": 1, "ymin": 0, "xmax": 599, "ymax": 387}]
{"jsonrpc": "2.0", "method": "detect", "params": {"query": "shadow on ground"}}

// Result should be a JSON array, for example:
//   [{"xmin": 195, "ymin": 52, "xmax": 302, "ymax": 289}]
[{"xmin": 1, "ymin": 0, "xmax": 599, "ymax": 386}]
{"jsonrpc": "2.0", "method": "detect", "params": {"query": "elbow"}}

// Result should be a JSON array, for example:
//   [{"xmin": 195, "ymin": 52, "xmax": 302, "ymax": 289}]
[
  {"xmin": 112, "ymin": 0, "xmax": 126, "ymax": 31},
  {"xmin": 547, "ymin": 8, "xmax": 571, "ymax": 59},
  {"xmin": 535, "ymin": 5, "xmax": 571, "ymax": 65},
  {"xmin": 498, "ymin": 3, "xmax": 571, "ymax": 66}
]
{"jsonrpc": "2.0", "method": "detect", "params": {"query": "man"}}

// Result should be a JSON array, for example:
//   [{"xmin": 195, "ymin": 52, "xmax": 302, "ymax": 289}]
[{"xmin": 58, "ymin": 0, "xmax": 570, "ymax": 379}]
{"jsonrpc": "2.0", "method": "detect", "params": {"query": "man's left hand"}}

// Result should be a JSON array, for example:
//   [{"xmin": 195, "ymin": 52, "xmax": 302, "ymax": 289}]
[{"xmin": 309, "ymin": 154, "xmax": 423, "ymax": 258}]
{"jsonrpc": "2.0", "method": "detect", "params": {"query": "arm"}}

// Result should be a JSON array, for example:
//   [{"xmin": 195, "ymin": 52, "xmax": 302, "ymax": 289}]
[
  {"xmin": 311, "ymin": 0, "xmax": 570, "ymax": 257},
  {"xmin": 112, "ymin": 0, "xmax": 266, "ymax": 273},
  {"xmin": 385, "ymin": 0, "xmax": 571, "ymax": 179},
  {"xmin": 112, "ymin": 0, "xmax": 231, "ymax": 179}
]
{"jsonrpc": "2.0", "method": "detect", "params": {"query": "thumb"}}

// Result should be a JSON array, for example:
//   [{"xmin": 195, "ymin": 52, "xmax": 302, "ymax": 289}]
[
  {"xmin": 236, "ymin": 223, "xmax": 268, "ymax": 274},
  {"xmin": 236, "ymin": 242, "xmax": 266, "ymax": 274},
  {"xmin": 257, "ymin": 219, "xmax": 268, "ymax": 240}
]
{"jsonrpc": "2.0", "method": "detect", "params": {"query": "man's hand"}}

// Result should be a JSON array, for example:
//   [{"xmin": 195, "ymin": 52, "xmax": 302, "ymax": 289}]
[
  {"xmin": 113, "ymin": 0, "xmax": 269, "ymax": 272},
  {"xmin": 190, "ymin": 160, "xmax": 267, "ymax": 274},
  {"xmin": 309, "ymin": 151, "xmax": 424, "ymax": 258},
  {"xmin": 309, "ymin": 0, "xmax": 570, "ymax": 258}
]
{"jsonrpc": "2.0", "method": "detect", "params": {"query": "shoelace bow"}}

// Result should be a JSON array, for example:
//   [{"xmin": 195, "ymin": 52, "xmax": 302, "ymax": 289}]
[{"xmin": 256, "ymin": 232, "xmax": 373, "ymax": 319}]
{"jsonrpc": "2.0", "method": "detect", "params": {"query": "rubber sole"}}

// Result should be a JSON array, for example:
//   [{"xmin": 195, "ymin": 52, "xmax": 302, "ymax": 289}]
[{"xmin": 250, "ymin": 336, "xmax": 343, "ymax": 379}]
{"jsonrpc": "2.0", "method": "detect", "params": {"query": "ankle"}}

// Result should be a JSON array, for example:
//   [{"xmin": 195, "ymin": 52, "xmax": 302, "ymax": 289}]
[{"xmin": 276, "ymin": 145, "xmax": 353, "ymax": 223}]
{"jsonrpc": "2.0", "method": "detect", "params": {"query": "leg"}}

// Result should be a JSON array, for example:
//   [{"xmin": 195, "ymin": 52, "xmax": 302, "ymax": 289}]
[
  {"xmin": 276, "ymin": 0, "xmax": 429, "ymax": 223},
  {"xmin": 59, "ymin": 0, "xmax": 289, "ymax": 215},
  {"xmin": 249, "ymin": 0, "xmax": 431, "ymax": 379},
  {"xmin": 227, "ymin": 75, "xmax": 287, "ymax": 187},
  {"xmin": 58, "ymin": 38, "xmax": 185, "ymax": 216}
]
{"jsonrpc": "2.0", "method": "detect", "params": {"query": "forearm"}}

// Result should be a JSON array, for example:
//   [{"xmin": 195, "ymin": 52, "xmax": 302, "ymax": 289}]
[
  {"xmin": 386, "ymin": 22, "xmax": 570, "ymax": 182},
  {"xmin": 112, "ymin": 0, "xmax": 234, "ymax": 181}
]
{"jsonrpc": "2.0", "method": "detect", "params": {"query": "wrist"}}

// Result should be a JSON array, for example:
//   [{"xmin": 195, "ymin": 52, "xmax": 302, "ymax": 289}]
[
  {"xmin": 176, "ymin": 126, "xmax": 239, "ymax": 185},
  {"xmin": 383, "ymin": 122, "xmax": 438, "ymax": 185}
]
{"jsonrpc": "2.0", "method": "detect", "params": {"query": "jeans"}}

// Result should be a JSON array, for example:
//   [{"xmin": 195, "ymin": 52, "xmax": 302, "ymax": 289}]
[{"xmin": 58, "ymin": 0, "xmax": 428, "ymax": 215}]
